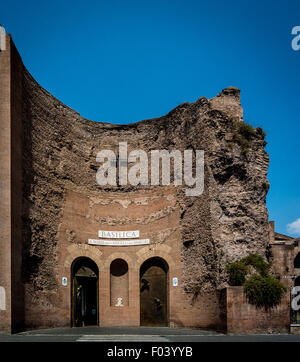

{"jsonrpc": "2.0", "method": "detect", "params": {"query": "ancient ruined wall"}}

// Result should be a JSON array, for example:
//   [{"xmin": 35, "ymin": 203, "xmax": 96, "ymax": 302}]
[
  {"xmin": 226, "ymin": 286, "xmax": 290, "ymax": 334},
  {"xmin": 0, "ymin": 33, "xmax": 12, "ymax": 333},
  {"xmin": 2, "ymin": 35, "xmax": 270, "ymax": 330},
  {"xmin": 0, "ymin": 34, "xmax": 24, "ymax": 333},
  {"xmin": 10, "ymin": 37, "xmax": 25, "ymax": 333}
]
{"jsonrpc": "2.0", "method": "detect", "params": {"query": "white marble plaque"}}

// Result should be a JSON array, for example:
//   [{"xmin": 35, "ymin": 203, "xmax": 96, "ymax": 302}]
[
  {"xmin": 98, "ymin": 230, "xmax": 140, "ymax": 239},
  {"xmin": 0, "ymin": 286, "xmax": 6, "ymax": 310},
  {"xmin": 88, "ymin": 238, "xmax": 149, "ymax": 246}
]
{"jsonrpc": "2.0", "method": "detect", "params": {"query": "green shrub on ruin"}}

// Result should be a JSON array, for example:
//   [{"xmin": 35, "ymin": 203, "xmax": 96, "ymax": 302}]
[
  {"xmin": 240, "ymin": 254, "xmax": 270, "ymax": 277},
  {"xmin": 227, "ymin": 253, "xmax": 286, "ymax": 309},
  {"xmin": 243, "ymin": 274, "xmax": 286, "ymax": 310},
  {"xmin": 232, "ymin": 121, "xmax": 257, "ymax": 154},
  {"xmin": 237, "ymin": 122, "xmax": 256, "ymax": 141},
  {"xmin": 226, "ymin": 261, "xmax": 249, "ymax": 286}
]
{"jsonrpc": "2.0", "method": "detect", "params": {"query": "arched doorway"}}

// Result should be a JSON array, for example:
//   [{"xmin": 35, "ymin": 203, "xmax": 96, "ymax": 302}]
[
  {"xmin": 140, "ymin": 257, "xmax": 169, "ymax": 326},
  {"xmin": 71, "ymin": 257, "xmax": 99, "ymax": 327}
]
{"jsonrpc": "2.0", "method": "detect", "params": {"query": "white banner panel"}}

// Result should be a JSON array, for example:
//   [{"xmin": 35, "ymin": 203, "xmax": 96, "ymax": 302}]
[
  {"xmin": 0, "ymin": 286, "xmax": 6, "ymax": 311},
  {"xmin": 88, "ymin": 238, "xmax": 149, "ymax": 246},
  {"xmin": 98, "ymin": 230, "xmax": 140, "ymax": 239}
]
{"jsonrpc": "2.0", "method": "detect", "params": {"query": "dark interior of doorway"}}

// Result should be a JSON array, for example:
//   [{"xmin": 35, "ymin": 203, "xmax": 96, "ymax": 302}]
[
  {"xmin": 71, "ymin": 257, "xmax": 98, "ymax": 327},
  {"xmin": 140, "ymin": 257, "xmax": 169, "ymax": 327}
]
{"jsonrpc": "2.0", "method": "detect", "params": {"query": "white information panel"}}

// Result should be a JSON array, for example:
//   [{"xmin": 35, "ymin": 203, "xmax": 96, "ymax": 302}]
[
  {"xmin": 0, "ymin": 286, "xmax": 6, "ymax": 310},
  {"xmin": 88, "ymin": 238, "xmax": 149, "ymax": 246},
  {"xmin": 98, "ymin": 230, "xmax": 140, "ymax": 239}
]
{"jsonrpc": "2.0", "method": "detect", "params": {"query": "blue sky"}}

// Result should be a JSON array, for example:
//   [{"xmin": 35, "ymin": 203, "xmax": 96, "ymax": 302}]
[{"xmin": 2, "ymin": 0, "xmax": 300, "ymax": 236}]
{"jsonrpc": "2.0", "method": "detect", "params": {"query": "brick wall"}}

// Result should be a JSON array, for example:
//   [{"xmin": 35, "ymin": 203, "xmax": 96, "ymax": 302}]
[
  {"xmin": 10, "ymin": 37, "xmax": 25, "ymax": 333},
  {"xmin": 0, "ymin": 34, "xmax": 25, "ymax": 333},
  {"xmin": 226, "ymin": 286, "xmax": 290, "ymax": 334},
  {"xmin": 0, "ymin": 34, "xmax": 272, "ymax": 332},
  {"xmin": 0, "ymin": 33, "xmax": 12, "ymax": 334},
  {"xmin": 49, "ymin": 188, "xmax": 224, "ymax": 330}
]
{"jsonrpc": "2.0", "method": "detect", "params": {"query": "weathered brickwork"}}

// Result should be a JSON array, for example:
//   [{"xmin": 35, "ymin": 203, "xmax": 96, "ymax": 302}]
[
  {"xmin": 226, "ymin": 286, "xmax": 290, "ymax": 334},
  {"xmin": 2, "ymin": 34, "xmax": 298, "ymax": 334},
  {"xmin": 0, "ymin": 32, "xmax": 12, "ymax": 334},
  {"xmin": 223, "ymin": 224, "xmax": 300, "ymax": 334}
]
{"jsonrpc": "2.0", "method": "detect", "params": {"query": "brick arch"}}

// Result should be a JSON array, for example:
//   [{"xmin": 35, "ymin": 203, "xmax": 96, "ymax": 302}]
[
  {"xmin": 136, "ymin": 246, "xmax": 175, "ymax": 270},
  {"xmin": 104, "ymin": 252, "xmax": 135, "ymax": 271},
  {"xmin": 63, "ymin": 244, "xmax": 103, "ymax": 275},
  {"xmin": 138, "ymin": 252, "xmax": 172, "ymax": 327}
]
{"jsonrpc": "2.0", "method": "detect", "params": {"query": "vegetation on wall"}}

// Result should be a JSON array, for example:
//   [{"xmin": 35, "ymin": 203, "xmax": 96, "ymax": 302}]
[
  {"xmin": 226, "ymin": 262, "xmax": 249, "ymax": 286},
  {"xmin": 240, "ymin": 254, "xmax": 270, "ymax": 276},
  {"xmin": 226, "ymin": 254, "xmax": 287, "ymax": 310},
  {"xmin": 232, "ymin": 122, "xmax": 256, "ymax": 154},
  {"xmin": 237, "ymin": 122, "xmax": 256, "ymax": 141},
  {"xmin": 243, "ymin": 274, "xmax": 286, "ymax": 310},
  {"xmin": 231, "ymin": 121, "xmax": 266, "ymax": 155}
]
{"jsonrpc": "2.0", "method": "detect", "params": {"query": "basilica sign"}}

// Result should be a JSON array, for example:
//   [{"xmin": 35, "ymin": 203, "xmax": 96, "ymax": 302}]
[
  {"xmin": 88, "ymin": 230, "xmax": 149, "ymax": 246},
  {"xmin": 98, "ymin": 230, "xmax": 139, "ymax": 239},
  {"xmin": 88, "ymin": 238, "xmax": 150, "ymax": 246}
]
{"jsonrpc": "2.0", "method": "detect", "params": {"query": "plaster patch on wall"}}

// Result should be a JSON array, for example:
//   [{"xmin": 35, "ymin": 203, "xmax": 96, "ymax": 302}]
[
  {"xmin": 66, "ymin": 229, "xmax": 77, "ymax": 243},
  {"xmin": 115, "ymin": 199, "xmax": 132, "ymax": 208},
  {"xmin": 88, "ymin": 194, "xmax": 174, "ymax": 209},
  {"xmin": 89, "ymin": 197, "xmax": 110, "ymax": 206},
  {"xmin": 93, "ymin": 205, "xmax": 177, "ymax": 225}
]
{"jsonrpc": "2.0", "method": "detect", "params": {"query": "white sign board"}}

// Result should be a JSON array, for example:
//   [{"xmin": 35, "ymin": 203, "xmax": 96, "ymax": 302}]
[
  {"xmin": 88, "ymin": 239, "xmax": 150, "ymax": 246},
  {"xmin": 62, "ymin": 277, "xmax": 68, "ymax": 287},
  {"xmin": 0, "ymin": 286, "xmax": 6, "ymax": 310},
  {"xmin": 172, "ymin": 277, "xmax": 178, "ymax": 287},
  {"xmin": 98, "ymin": 230, "xmax": 140, "ymax": 239}
]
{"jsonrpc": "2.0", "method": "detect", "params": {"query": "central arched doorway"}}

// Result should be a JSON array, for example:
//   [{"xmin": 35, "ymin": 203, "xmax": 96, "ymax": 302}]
[
  {"xmin": 140, "ymin": 257, "xmax": 169, "ymax": 326},
  {"xmin": 71, "ymin": 257, "xmax": 99, "ymax": 327}
]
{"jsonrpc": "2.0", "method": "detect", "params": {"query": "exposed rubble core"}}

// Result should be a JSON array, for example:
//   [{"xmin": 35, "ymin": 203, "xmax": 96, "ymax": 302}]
[
  {"xmin": 21, "ymin": 66, "xmax": 269, "ymax": 295},
  {"xmin": 1, "ymin": 34, "xmax": 271, "ymax": 332}
]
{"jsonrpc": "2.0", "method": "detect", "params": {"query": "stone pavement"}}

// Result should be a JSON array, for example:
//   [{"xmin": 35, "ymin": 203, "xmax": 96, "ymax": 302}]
[{"xmin": 0, "ymin": 326, "xmax": 300, "ymax": 342}]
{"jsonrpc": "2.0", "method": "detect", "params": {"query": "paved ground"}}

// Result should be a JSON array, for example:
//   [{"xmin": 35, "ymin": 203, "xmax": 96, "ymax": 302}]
[{"xmin": 0, "ymin": 326, "xmax": 300, "ymax": 342}]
